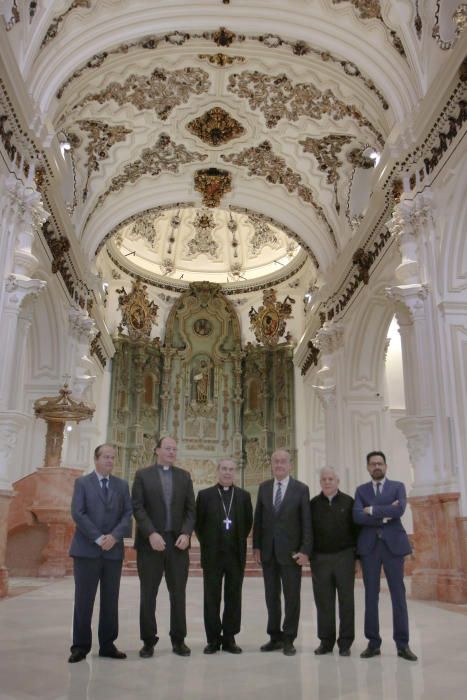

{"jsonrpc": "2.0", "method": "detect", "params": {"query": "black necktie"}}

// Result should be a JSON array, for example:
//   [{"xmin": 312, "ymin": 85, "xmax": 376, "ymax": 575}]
[
  {"xmin": 376, "ymin": 482, "xmax": 381, "ymax": 498},
  {"xmin": 102, "ymin": 477, "xmax": 109, "ymax": 499}
]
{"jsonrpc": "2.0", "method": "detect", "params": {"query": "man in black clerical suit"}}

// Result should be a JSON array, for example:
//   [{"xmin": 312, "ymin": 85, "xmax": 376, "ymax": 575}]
[
  {"xmin": 253, "ymin": 449, "xmax": 312, "ymax": 656},
  {"xmin": 195, "ymin": 459, "xmax": 253, "ymax": 654},
  {"xmin": 68, "ymin": 444, "xmax": 132, "ymax": 663},
  {"xmin": 132, "ymin": 436, "xmax": 195, "ymax": 658},
  {"xmin": 310, "ymin": 467, "xmax": 358, "ymax": 657}
]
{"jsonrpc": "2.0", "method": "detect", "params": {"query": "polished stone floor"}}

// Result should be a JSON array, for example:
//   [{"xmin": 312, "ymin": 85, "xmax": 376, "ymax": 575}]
[{"xmin": 0, "ymin": 575, "xmax": 466, "ymax": 700}]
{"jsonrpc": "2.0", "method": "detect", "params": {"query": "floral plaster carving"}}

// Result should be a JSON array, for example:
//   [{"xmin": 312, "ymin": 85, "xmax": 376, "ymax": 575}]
[
  {"xmin": 299, "ymin": 134, "xmax": 353, "ymax": 211},
  {"xmin": 332, "ymin": 0, "xmax": 405, "ymax": 56},
  {"xmin": 88, "ymin": 134, "xmax": 207, "ymax": 219},
  {"xmin": 54, "ymin": 29, "xmax": 388, "ymax": 110},
  {"xmin": 248, "ymin": 215, "xmax": 280, "ymax": 256},
  {"xmin": 222, "ymin": 142, "xmax": 337, "ymax": 247},
  {"xmin": 72, "ymin": 67, "xmax": 210, "ymax": 120},
  {"xmin": 68, "ymin": 119, "xmax": 132, "ymax": 200},
  {"xmin": 186, "ymin": 210, "xmax": 219, "ymax": 258},
  {"xmin": 433, "ymin": 1, "xmax": 467, "ymax": 50},
  {"xmin": 187, "ymin": 107, "xmax": 245, "ymax": 146},
  {"xmin": 40, "ymin": 0, "xmax": 91, "ymax": 48},
  {"xmin": 227, "ymin": 71, "xmax": 384, "ymax": 146},
  {"xmin": 194, "ymin": 168, "xmax": 232, "ymax": 207},
  {"xmin": 126, "ymin": 215, "xmax": 160, "ymax": 247},
  {"xmin": 198, "ymin": 53, "xmax": 245, "ymax": 67}
]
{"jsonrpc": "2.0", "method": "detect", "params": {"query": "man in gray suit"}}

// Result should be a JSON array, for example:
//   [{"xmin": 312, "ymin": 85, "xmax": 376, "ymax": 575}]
[
  {"xmin": 253, "ymin": 449, "xmax": 312, "ymax": 656},
  {"xmin": 68, "ymin": 444, "xmax": 132, "ymax": 663},
  {"xmin": 132, "ymin": 436, "xmax": 196, "ymax": 658}
]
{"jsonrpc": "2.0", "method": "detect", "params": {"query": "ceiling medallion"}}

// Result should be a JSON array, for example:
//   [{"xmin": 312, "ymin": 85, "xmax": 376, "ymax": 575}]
[
  {"xmin": 194, "ymin": 168, "xmax": 232, "ymax": 207},
  {"xmin": 249, "ymin": 289, "xmax": 295, "ymax": 346},
  {"xmin": 187, "ymin": 107, "xmax": 245, "ymax": 146}
]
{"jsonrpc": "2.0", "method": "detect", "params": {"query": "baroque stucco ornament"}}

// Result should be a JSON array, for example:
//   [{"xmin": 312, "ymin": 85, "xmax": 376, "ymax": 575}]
[
  {"xmin": 187, "ymin": 107, "xmax": 245, "ymax": 146},
  {"xmin": 194, "ymin": 168, "xmax": 232, "ymax": 207},
  {"xmin": 116, "ymin": 278, "xmax": 158, "ymax": 338},
  {"xmin": 249, "ymin": 288, "xmax": 295, "ymax": 346}
]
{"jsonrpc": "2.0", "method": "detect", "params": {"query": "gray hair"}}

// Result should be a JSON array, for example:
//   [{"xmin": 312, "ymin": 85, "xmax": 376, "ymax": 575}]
[{"xmin": 319, "ymin": 466, "xmax": 340, "ymax": 480}]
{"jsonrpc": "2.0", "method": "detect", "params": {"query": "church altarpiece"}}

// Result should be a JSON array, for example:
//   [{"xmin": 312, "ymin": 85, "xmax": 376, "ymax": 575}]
[{"xmin": 108, "ymin": 281, "xmax": 296, "ymax": 499}]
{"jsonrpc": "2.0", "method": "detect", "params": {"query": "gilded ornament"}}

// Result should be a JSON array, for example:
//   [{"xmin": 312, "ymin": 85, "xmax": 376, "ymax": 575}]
[
  {"xmin": 187, "ymin": 107, "xmax": 245, "ymax": 146},
  {"xmin": 249, "ymin": 289, "xmax": 295, "ymax": 346},
  {"xmin": 116, "ymin": 278, "xmax": 158, "ymax": 338},
  {"xmin": 198, "ymin": 53, "xmax": 245, "ymax": 67},
  {"xmin": 194, "ymin": 168, "xmax": 232, "ymax": 207}
]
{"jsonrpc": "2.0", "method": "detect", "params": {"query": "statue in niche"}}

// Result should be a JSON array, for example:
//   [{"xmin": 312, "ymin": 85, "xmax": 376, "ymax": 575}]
[{"xmin": 193, "ymin": 360, "xmax": 210, "ymax": 404}]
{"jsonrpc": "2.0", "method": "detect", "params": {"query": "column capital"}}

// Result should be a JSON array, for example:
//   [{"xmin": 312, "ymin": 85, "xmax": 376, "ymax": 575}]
[
  {"xmin": 315, "ymin": 322, "xmax": 344, "ymax": 354},
  {"xmin": 4, "ymin": 274, "xmax": 47, "ymax": 313},
  {"xmin": 386, "ymin": 283, "xmax": 429, "ymax": 323},
  {"xmin": 68, "ymin": 307, "xmax": 97, "ymax": 341}
]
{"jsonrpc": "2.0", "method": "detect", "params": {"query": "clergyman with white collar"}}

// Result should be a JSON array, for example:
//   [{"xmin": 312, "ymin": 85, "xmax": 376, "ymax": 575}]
[
  {"xmin": 132, "ymin": 436, "xmax": 195, "ymax": 658},
  {"xmin": 195, "ymin": 459, "xmax": 253, "ymax": 654}
]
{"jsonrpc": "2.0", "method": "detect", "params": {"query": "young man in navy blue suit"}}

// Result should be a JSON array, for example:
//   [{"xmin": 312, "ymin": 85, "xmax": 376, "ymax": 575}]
[
  {"xmin": 353, "ymin": 451, "xmax": 417, "ymax": 661},
  {"xmin": 68, "ymin": 444, "xmax": 132, "ymax": 663}
]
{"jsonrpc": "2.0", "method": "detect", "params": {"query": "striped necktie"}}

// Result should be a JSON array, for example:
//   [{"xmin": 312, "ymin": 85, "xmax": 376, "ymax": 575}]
[{"xmin": 274, "ymin": 482, "xmax": 282, "ymax": 512}]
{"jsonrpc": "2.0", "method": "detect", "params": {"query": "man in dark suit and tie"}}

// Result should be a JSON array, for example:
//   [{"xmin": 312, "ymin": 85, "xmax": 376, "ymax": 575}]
[
  {"xmin": 353, "ymin": 450, "xmax": 417, "ymax": 661},
  {"xmin": 253, "ymin": 449, "xmax": 312, "ymax": 656},
  {"xmin": 132, "ymin": 436, "xmax": 195, "ymax": 658},
  {"xmin": 68, "ymin": 444, "xmax": 132, "ymax": 663},
  {"xmin": 195, "ymin": 459, "xmax": 253, "ymax": 654}
]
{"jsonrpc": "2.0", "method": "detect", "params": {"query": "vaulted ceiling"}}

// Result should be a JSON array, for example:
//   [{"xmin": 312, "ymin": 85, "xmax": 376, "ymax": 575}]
[{"xmin": 4, "ymin": 1, "xmax": 438, "ymax": 289}]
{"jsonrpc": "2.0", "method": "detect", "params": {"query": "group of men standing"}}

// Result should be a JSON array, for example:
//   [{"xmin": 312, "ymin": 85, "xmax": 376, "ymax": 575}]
[{"xmin": 68, "ymin": 438, "xmax": 417, "ymax": 664}]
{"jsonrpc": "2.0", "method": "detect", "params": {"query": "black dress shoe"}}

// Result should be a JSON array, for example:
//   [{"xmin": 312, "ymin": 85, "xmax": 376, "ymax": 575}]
[
  {"xmin": 68, "ymin": 650, "xmax": 87, "ymax": 663},
  {"xmin": 172, "ymin": 642, "xmax": 191, "ymax": 656},
  {"xmin": 283, "ymin": 639, "xmax": 296, "ymax": 656},
  {"xmin": 99, "ymin": 648, "xmax": 127, "ymax": 659},
  {"xmin": 260, "ymin": 639, "xmax": 284, "ymax": 652},
  {"xmin": 360, "ymin": 646, "xmax": 381, "ymax": 658},
  {"xmin": 314, "ymin": 643, "xmax": 333, "ymax": 655},
  {"xmin": 339, "ymin": 648, "xmax": 351, "ymax": 657},
  {"xmin": 222, "ymin": 640, "xmax": 242, "ymax": 654},
  {"xmin": 139, "ymin": 644, "xmax": 155, "ymax": 658},
  {"xmin": 397, "ymin": 646, "xmax": 418, "ymax": 661},
  {"xmin": 204, "ymin": 642, "xmax": 220, "ymax": 654}
]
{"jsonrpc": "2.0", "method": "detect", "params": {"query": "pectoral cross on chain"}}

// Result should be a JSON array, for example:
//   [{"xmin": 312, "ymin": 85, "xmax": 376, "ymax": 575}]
[{"xmin": 223, "ymin": 517, "xmax": 232, "ymax": 531}]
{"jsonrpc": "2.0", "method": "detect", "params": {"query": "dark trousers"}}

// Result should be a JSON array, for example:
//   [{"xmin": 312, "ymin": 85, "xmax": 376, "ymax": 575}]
[
  {"xmin": 71, "ymin": 556, "xmax": 122, "ymax": 654},
  {"xmin": 136, "ymin": 533, "xmax": 189, "ymax": 645},
  {"xmin": 203, "ymin": 552, "xmax": 244, "ymax": 643},
  {"xmin": 262, "ymin": 556, "xmax": 302, "ymax": 641},
  {"xmin": 360, "ymin": 539, "xmax": 409, "ymax": 650},
  {"xmin": 311, "ymin": 548, "xmax": 355, "ymax": 651}
]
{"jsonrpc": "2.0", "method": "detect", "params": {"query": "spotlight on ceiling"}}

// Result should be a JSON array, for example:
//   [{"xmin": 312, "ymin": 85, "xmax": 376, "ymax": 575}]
[{"xmin": 369, "ymin": 151, "xmax": 380, "ymax": 166}]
